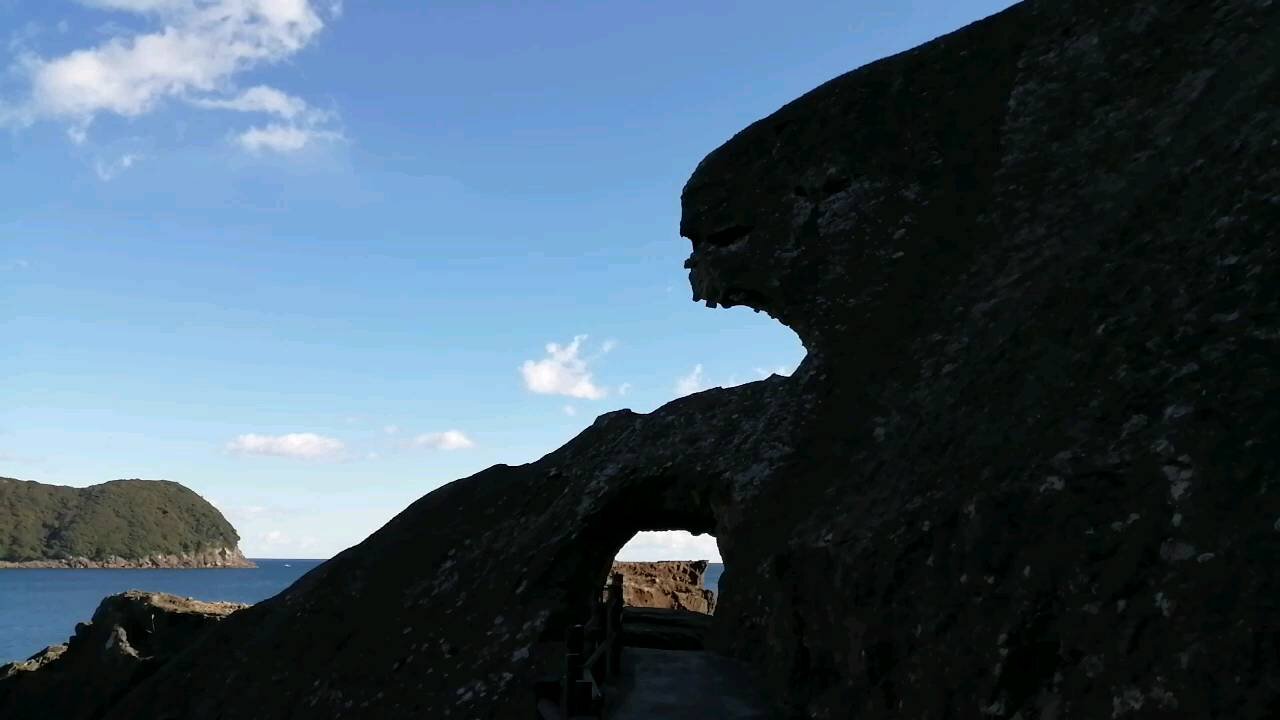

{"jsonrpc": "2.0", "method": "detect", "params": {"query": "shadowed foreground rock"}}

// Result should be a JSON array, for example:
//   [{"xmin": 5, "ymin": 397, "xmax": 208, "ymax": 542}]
[
  {"xmin": 612, "ymin": 560, "xmax": 717, "ymax": 613},
  {"xmin": 0, "ymin": 592, "xmax": 245, "ymax": 720},
  {"xmin": 4, "ymin": 0, "xmax": 1277, "ymax": 717}
]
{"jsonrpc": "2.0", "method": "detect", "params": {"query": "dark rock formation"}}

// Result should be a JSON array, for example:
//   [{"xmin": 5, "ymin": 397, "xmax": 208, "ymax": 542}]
[
  {"xmin": 0, "ymin": 477, "xmax": 253, "ymax": 568},
  {"xmin": 0, "ymin": 592, "xmax": 245, "ymax": 720},
  {"xmin": 612, "ymin": 560, "xmax": 717, "ymax": 613},
  {"xmin": 4, "ymin": 0, "xmax": 1277, "ymax": 717}
]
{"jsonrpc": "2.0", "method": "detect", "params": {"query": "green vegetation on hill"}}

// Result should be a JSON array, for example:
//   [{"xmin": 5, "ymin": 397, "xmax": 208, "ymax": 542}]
[{"xmin": 0, "ymin": 477, "xmax": 240, "ymax": 562}]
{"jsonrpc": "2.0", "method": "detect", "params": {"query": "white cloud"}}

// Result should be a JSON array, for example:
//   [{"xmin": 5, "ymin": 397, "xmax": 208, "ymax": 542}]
[
  {"xmin": 226, "ymin": 432, "xmax": 345, "ymax": 460},
  {"xmin": 562, "ymin": 405, "xmax": 577, "ymax": 416},
  {"xmin": 617, "ymin": 382, "xmax": 631, "ymax": 396},
  {"xmin": 191, "ymin": 84, "xmax": 313, "ymax": 119},
  {"xmin": 5, "ymin": 0, "xmax": 341, "ymax": 150},
  {"xmin": 383, "ymin": 424, "xmax": 399, "ymax": 435},
  {"xmin": 675, "ymin": 364, "xmax": 705, "ymax": 397},
  {"xmin": 409, "ymin": 430, "xmax": 474, "ymax": 451},
  {"xmin": 93, "ymin": 151, "xmax": 140, "ymax": 180},
  {"xmin": 754, "ymin": 365, "xmax": 792, "ymax": 379},
  {"xmin": 615, "ymin": 531, "xmax": 721, "ymax": 563},
  {"xmin": 235, "ymin": 123, "xmax": 341, "ymax": 153},
  {"xmin": 520, "ymin": 335, "xmax": 609, "ymax": 400}
]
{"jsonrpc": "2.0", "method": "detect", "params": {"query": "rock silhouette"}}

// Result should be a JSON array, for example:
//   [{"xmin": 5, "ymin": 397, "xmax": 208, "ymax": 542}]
[
  {"xmin": 4, "ymin": 0, "xmax": 1277, "ymax": 717},
  {"xmin": 0, "ymin": 592, "xmax": 245, "ymax": 720}
]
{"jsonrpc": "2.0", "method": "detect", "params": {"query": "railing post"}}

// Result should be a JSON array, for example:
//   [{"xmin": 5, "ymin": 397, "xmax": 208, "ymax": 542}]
[
  {"xmin": 562, "ymin": 623, "xmax": 585, "ymax": 715},
  {"xmin": 606, "ymin": 572, "xmax": 624, "ymax": 677},
  {"xmin": 586, "ymin": 595, "xmax": 604, "ymax": 677}
]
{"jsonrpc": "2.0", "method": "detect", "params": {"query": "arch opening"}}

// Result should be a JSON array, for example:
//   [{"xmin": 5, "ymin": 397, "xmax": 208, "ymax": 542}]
[{"xmin": 610, "ymin": 530, "xmax": 722, "ymax": 617}]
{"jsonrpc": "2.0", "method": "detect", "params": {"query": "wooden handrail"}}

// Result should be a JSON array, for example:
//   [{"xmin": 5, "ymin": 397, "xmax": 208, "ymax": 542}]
[{"xmin": 535, "ymin": 573, "xmax": 626, "ymax": 719}]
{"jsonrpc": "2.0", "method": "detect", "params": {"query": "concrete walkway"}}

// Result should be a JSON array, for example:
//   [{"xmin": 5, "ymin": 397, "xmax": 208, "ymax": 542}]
[{"xmin": 605, "ymin": 647, "xmax": 777, "ymax": 720}]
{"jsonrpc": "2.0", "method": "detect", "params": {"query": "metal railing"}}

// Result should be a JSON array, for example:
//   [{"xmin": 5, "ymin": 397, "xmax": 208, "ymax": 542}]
[{"xmin": 535, "ymin": 573, "xmax": 625, "ymax": 719}]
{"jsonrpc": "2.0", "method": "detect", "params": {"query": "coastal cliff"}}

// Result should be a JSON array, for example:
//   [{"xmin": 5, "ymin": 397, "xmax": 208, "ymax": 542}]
[
  {"xmin": 1, "ymin": 0, "xmax": 1277, "ymax": 717},
  {"xmin": 0, "ymin": 477, "xmax": 253, "ymax": 568},
  {"xmin": 612, "ymin": 560, "xmax": 717, "ymax": 614}
]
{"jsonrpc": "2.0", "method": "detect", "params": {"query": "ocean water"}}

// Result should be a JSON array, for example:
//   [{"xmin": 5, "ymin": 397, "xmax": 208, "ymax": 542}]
[
  {"xmin": 0, "ymin": 560, "xmax": 725, "ymax": 664},
  {"xmin": 0, "ymin": 559, "xmax": 324, "ymax": 663},
  {"xmin": 704, "ymin": 562, "xmax": 723, "ymax": 594}
]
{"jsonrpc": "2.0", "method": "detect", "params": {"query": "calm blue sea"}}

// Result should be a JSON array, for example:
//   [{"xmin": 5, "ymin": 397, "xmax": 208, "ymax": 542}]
[
  {"xmin": 0, "ymin": 559, "xmax": 324, "ymax": 663},
  {"xmin": 0, "ymin": 560, "xmax": 725, "ymax": 664}
]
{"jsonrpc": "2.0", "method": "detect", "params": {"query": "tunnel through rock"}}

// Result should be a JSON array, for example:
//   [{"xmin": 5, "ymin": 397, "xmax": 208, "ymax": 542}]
[
  {"xmin": 523, "ymin": 460, "xmax": 740, "ymax": 641},
  {"xmin": 612, "ymin": 530, "xmax": 721, "ymax": 614},
  {"xmin": 601, "ymin": 531, "xmax": 724, "ymax": 655}
]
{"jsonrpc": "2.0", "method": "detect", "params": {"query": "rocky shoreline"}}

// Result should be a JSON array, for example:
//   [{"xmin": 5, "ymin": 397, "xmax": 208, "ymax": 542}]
[
  {"xmin": 0, "ymin": 547, "xmax": 255, "ymax": 569},
  {"xmin": 611, "ymin": 560, "xmax": 717, "ymax": 614},
  {"xmin": 0, "ymin": 560, "xmax": 712, "ymax": 718},
  {"xmin": 0, "ymin": 591, "xmax": 249, "ymax": 720}
]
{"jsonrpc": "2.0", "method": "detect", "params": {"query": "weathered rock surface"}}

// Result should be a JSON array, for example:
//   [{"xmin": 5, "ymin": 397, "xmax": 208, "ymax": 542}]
[
  {"xmin": 5, "ymin": 0, "xmax": 1277, "ymax": 717},
  {"xmin": 0, "ymin": 592, "xmax": 245, "ymax": 720},
  {"xmin": 611, "ymin": 560, "xmax": 717, "ymax": 613},
  {"xmin": 0, "ymin": 547, "xmax": 254, "ymax": 569}
]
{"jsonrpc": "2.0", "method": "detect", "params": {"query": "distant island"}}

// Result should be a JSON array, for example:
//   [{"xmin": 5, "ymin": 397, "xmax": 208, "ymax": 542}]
[{"xmin": 0, "ymin": 477, "xmax": 253, "ymax": 568}]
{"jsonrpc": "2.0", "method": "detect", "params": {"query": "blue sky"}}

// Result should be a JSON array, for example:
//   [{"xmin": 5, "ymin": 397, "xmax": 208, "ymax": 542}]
[{"xmin": 1, "ymin": 0, "xmax": 1016, "ymax": 560}]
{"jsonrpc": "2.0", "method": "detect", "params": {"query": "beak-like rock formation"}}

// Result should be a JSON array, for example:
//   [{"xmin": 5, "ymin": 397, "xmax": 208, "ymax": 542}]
[{"xmin": 8, "ymin": 0, "xmax": 1276, "ymax": 717}]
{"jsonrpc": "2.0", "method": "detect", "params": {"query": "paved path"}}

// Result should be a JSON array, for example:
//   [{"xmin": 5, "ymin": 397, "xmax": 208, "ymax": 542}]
[{"xmin": 605, "ymin": 647, "xmax": 777, "ymax": 720}]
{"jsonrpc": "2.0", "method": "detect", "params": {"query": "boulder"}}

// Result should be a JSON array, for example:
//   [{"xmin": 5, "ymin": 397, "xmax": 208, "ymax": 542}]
[
  {"xmin": 0, "ymin": 592, "xmax": 245, "ymax": 720},
  {"xmin": 611, "ymin": 560, "xmax": 717, "ymax": 614}
]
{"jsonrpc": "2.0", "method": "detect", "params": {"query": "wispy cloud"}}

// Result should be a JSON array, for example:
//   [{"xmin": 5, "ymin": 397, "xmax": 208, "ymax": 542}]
[
  {"xmin": 258, "ymin": 528, "xmax": 319, "ymax": 553},
  {"xmin": 0, "ymin": 450, "xmax": 39, "ymax": 463},
  {"xmin": 617, "ymin": 382, "xmax": 632, "ymax": 396},
  {"xmin": 408, "ymin": 430, "xmax": 474, "ymax": 451},
  {"xmin": 754, "ymin": 365, "xmax": 792, "ymax": 379},
  {"xmin": 235, "ymin": 122, "xmax": 342, "ymax": 153},
  {"xmin": 3, "ymin": 0, "xmax": 342, "ymax": 151},
  {"xmin": 93, "ymin": 151, "xmax": 140, "ymax": 180},
  {"xmin": 383, "ymin": 424, "xmax": 400, "ymax": 435},
  {"xmin": 189, "ymin": 84, "xmax": 312, "ymax": 119},
  {"xmin": 562, "ymin": 405, "xmax": 577, "ymax": 416},
  {"xmin": 675, "ymin": 364, "xmax": 705, "ymax": 397},
  {"xmin": 226, "ymin": 432, "xmax": 345, "ymax": 460},
  {"xmin": 520, "ymin": 335, "xmax": 610, "ymax": 400}
]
